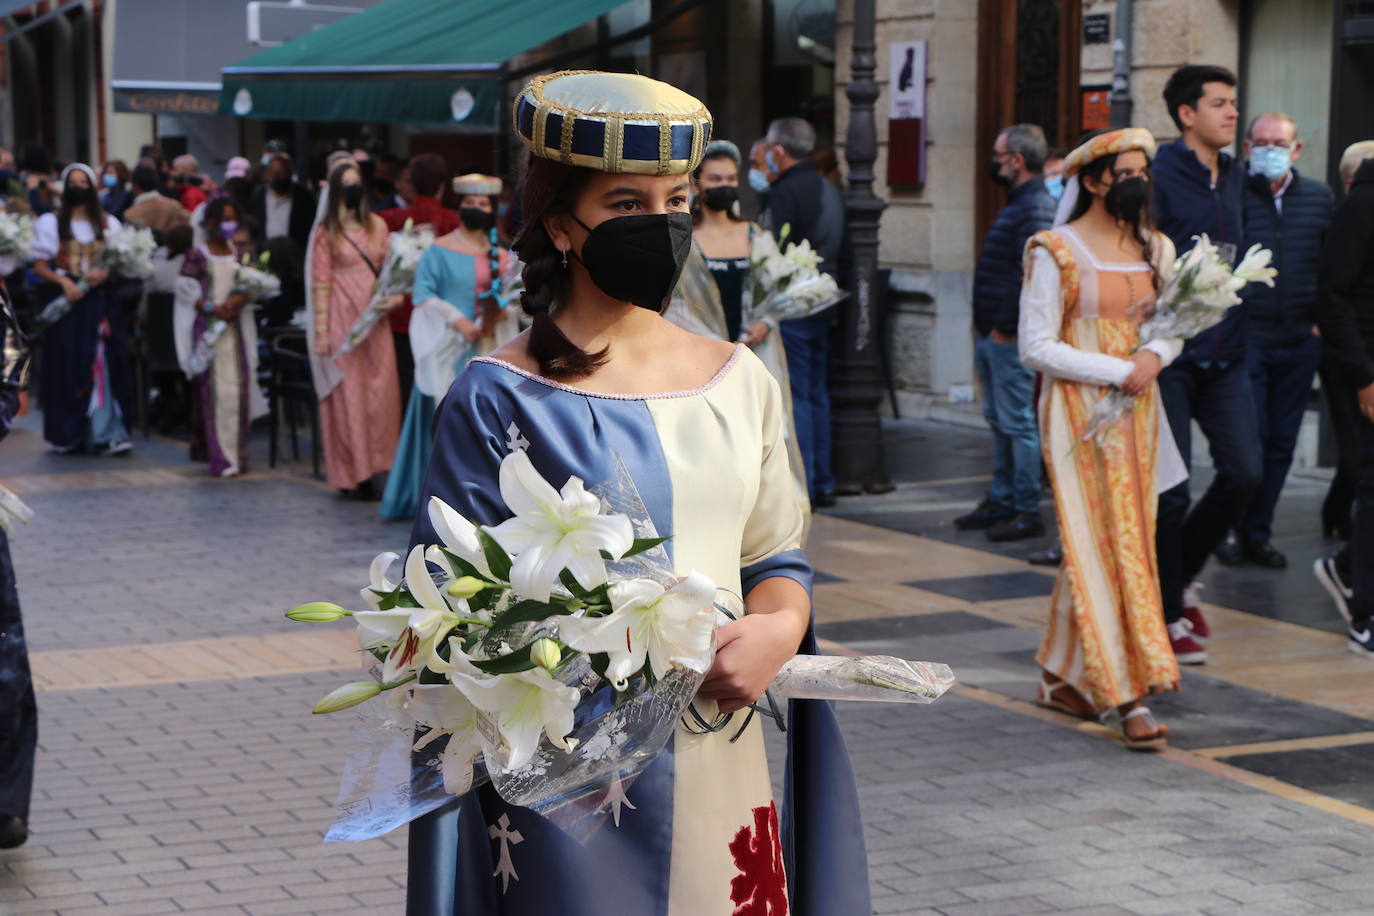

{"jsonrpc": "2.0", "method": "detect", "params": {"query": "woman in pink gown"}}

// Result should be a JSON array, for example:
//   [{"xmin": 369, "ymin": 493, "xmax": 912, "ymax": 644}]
[{"xmin": 311, "ymin": 160, "xmax": 401, "ymax": 494}]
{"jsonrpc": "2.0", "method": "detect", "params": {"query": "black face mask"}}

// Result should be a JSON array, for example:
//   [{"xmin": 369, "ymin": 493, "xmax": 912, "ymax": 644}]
[
  {"xmin": 989, "ymin": 160, "xmax": 1013, "ymax": 187},
  {"xmin": 270, "ymin": 176, "xmax": 293, "ymax": 195},
  {"xmin": 460, "ymin": 207, "xmax": 494, "ymax": 231},
  {"xmin": 1104, "ymin": 176, "xmax": 1149, "ymax": 222},
  {"xmin": 343, "ymin": 185, "xmax": 365, "ymax": 210},
  {"xmin": 572, "ymin": 212, "xmax": 693, "ymax": 312},
  {"xmin": 701, "ymin": 185, "xmax": 739, "ymax": 212},
  {"xmin": 63, "ymin": 186, "xmax": 94, "ymax": 211}
]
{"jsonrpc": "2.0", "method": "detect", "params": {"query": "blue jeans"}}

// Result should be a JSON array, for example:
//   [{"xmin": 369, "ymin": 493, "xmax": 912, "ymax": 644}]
[
  {"xmin": 1156, "ymin": 360, "xmax": 1261, "ymax": 621},
  {"xmin": 1240, "ymin": 334, "xmax": 1322, "ymax": 544},
  {"xmin": 973, "ymin": 334, "xmax": 1040, "ymax": 514},
  {"xmin": 781, "ymin": 315, "xmax": 835, "ymax": 498}
]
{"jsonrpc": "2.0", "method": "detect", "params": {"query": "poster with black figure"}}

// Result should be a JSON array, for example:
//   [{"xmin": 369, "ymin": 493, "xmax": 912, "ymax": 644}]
[{"xmin": 888, "ymin": 39, "xmax": 927, "ymax": 188}]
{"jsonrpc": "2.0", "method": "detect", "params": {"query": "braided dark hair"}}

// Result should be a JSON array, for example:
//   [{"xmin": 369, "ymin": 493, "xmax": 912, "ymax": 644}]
[{"xmin": 512, "ymin": 156, "xmax": 607, "ymax": 380}]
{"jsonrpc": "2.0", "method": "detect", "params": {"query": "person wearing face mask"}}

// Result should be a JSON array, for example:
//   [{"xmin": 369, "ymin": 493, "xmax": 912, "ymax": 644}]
[
  {"xmin": 959, "ymin": 123, "xmax": 1057, "ymax": 541},
  {"xmin": 377, "ymin": 153, "xmax": 463, "ymax": 403},
  {"xmin": 310, "ymin": 160, "xmax": 399, "ymax": 497},
  {"xmin": 251, "ymin": 153, "xmax": 316, "ymax": 252},
  {"xmin": 1018, "ymin": 127, "xmax": 1184, "ymax": 749},
  {"xmin": 1042, "ymin": 148, "xmax": 1067, "ymax": 202},
  {"xmin": 378, "ymin": 173, "xmax": 518, "ymax": 521},
  {"xmin": 1210, "ymin": 113, "xmax": 1333, "ymax": 571},
  {"xmin": 172, "ymin": 197, "xmax": 268, "ymax": 477},
  {"xmin": 30, "ymin": 163, "xmax": 133, "ymax": 455},
  {"xmin": 670, "ymin": 140, "xmax": 812, "ymax": 536},
  {"xmin": 1150, "ymin": 65, "xmax": 1253, "ymax": 666},
  {"xmin": 98, "ymin": 160, "xmax": 131, "ymax": 220},
  {"xmin": 404, "ymin": 70, "xmax": 869, "ymax": 916},
  {"xmin": 123, "ymin": 163, "xmax": 189, "ymax": 235}
]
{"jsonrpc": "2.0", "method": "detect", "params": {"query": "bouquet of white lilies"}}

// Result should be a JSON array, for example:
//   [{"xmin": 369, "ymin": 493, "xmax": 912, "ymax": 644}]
[
  {"xmin": 746, "ymin": 223, "xmax": 844, "ymax": 330},
  {"xmin": 32, "ymin": 224, "xmax": 157, "ymax": 330},
  {"xmin": 186, "ymin": 252, "xmax": 281, "ymax": 377},
  {"xmin": 289, "ymin": 448, "xmax": 954, "ymax": 842},
  {"xmin": 1078, "ymin": 234, "xmax": 1277, "ymax": 446},
  {"xmin": 0, "ymin": 211, "xmax": 34, "ymax": 259},
  {"xmin": 338, "ymin": 219, "xmax": 434, "ymax": 355}
]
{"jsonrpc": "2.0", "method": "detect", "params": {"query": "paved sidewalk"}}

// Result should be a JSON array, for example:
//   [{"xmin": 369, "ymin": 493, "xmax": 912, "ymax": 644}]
[{"xmin": 4, "ymin": 416, "xmax": 1374, "ymax": 915}]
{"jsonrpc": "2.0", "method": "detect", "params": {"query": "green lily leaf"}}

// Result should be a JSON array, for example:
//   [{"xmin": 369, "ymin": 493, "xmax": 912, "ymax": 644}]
[
  {"xmin": 471, "ymin": 643, "xmax": 536, "ymax": 674},
  {"xmin": 477, "ymin": 530, "xmax": 513, "ymax": 582}
]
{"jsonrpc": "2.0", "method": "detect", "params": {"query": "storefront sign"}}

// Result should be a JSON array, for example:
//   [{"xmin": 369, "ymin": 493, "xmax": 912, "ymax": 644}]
[
  {"xmin": 1084, "ymin": 13, "xmax": 1111, "ymax": 44},
  {"xmin": 888, "ymin": 40, "xmax": 926, "ymax": 121},
  {"xmin": 114, "ymin": 88, "xmax": 222, "ymax": 116}
]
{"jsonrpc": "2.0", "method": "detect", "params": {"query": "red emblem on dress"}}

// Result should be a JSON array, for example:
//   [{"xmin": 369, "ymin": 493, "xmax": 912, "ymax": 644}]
[{"xmin": 728, "ymin": 802, "xmax": 788, "ymax": 915}]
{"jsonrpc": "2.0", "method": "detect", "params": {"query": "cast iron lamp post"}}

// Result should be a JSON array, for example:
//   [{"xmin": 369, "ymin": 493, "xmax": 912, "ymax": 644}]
[{"xmin": 831, "ymin": 0, "xmax": 893, "ymax": 495}]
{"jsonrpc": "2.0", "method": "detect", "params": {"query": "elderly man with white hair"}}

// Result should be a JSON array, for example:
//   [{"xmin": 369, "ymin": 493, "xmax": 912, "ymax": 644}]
[
  {"xmin": 171, "ymin": 153, "xmax": 208, "ymax": 213},
  {"xmin": 1315, "ymin": 140, "xmax": 1374, "ymax": 656}
]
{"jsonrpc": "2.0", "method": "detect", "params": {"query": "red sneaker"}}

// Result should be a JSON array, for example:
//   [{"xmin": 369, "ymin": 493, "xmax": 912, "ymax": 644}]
[
  {"xmin": 1168, "ymin": 620, "xmax": 1207, "ymax": 665},
  {"xmin": 1182, "ymin": 582, "xmax": 1210, "ymax": 641}
]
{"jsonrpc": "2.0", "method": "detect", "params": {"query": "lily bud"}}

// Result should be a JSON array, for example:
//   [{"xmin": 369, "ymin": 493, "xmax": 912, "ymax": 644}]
[
  {"xmin": 530, "ymin": 638, "xmax": 562, "ymax": 673},
  {"xmin": 446, "ymin": 576, "xmax": 486, "ymax": 599},
  {"xmin": 312, "ymin": 681, "xmax": 383, "ymax": 714},
  {"xmin": 286, "ymin": 601, "xmax": 349, "ymax": 623}
]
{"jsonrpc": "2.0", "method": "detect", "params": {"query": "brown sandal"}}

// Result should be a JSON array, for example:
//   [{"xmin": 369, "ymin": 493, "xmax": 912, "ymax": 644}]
[
  {"xmin": 1119, "ymin": 705, "xmax": 1167, "ymax": 751},
  {"xmin": 1035, "ymin": 675, "xmax": 1100, "ymax": 721}
]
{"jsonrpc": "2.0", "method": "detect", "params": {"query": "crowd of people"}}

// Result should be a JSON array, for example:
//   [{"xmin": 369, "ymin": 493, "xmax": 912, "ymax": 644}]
[{"xmin": 970, "ymin": 63, "xmax": 1374, "ymax": 746}]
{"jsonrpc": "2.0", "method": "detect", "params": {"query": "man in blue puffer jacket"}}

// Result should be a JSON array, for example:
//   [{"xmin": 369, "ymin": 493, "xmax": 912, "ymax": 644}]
[
  {"xmin": 957, "ymin": 123, "xmax": 1057, "ymax": 542},
  {"xmin": 1150, "ymin": 65, "xmax": 1259, "ymax": 667},
  {"xmin": 1214, "ymin": 113, "xmax": 1332, "ymax": 571}
]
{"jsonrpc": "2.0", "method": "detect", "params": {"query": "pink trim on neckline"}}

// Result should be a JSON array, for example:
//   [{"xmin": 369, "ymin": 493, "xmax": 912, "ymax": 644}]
[{"xmin": 472, "ymin": 343, "xmax": 746, "ymax": 401}]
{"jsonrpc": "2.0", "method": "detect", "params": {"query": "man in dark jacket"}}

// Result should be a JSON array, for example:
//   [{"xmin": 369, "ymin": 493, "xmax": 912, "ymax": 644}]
[
  {"xmin": 759, "ymin": 116, "xmax": 846, "ymax": 506},
  {"xmin": 956, "ymin": 123, "xmax": 1056, "ymax": 541},
  {"xmin": 1213, "ymin": 113, "xmax": 1332, "ymax": 570},
  {"xmin": 1315, "ymin": 148, "xmax": 1374, "ymax": 656},
  {"xmin": 251, "ymin": 153, "xmax": 316, "ymax": 252},
  {"xmin": 1149, "ymin": 65, "xmax": 1257, "ymax": 666}
]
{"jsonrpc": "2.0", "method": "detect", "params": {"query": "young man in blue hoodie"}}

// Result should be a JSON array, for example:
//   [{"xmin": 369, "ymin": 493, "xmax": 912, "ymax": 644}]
[{"xmin": 1151, "ymin": 65, "xmax": 1259, "ymax": 666}]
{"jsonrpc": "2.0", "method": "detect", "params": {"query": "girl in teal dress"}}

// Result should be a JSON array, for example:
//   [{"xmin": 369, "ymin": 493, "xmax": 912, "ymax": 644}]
[{"xmin": 380, "ymin": 175, "xmax": 516, "ymax": 520}]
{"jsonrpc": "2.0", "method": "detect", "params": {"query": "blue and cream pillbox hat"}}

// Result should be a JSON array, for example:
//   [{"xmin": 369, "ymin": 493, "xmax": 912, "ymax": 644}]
[
  {"xmin": 514, "ymin": 70, "xmax": 713, "ymax": 176},
  {"xmin": 452, "ymin": 173, "xmax": 503, "ymax": 196}
]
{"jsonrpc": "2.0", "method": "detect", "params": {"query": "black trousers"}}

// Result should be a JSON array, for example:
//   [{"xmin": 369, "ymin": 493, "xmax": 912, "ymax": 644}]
[{"xmin": 1351, "ymin": 413, "xmax": 1374, "ymax": 624}]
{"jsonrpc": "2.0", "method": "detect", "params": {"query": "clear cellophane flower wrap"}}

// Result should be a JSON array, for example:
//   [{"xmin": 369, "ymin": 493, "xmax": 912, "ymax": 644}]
[
  {"xmin": 1076, "ymin": 234, "xmax": 1277, "ymax": 448},
  {"xmin": 744, "ymin": 223, "xmax": 847, "ymax": 330},
  {"xmin": 769, "ymin": 655, "xmax": 955, "ymax": 703},
  {"xmin": 337, "ymin": 219, "xmax": 434, "ymax": 355}
]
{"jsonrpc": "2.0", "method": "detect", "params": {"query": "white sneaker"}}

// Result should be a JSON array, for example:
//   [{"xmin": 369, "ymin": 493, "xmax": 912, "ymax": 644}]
[
  {"xmin": 102, "ymin": 440, "xmax": 133, "ymax": 456},
  {"xmin": 1182, "ymin": 581, "xmax": 1205, "ymax": 611}
]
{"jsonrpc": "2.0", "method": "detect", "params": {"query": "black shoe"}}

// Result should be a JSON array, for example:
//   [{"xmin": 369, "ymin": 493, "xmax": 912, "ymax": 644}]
[
  {"xmin": 1315, "ymin": 551, "xmax": 1354, "ymax": 623},
  {"xmin": 1027, "ymin": 544, "xmax": 1063, "ymax": 567},
  {"xmin": 1213, "ymin": 532, "xmax": 1246, "ymax": 567},
  {"xmin": 986, "ymin": 512, "xmax": 1046, "ymax": 542},
  {"xmin": 1349, "ymin": 619, "xmax": 1374, "ymax": 659},
  {"xmin": 1246, "ymin": 541, "xmax": 1287, "ymax": 569},
  {"xmin": 812, "ymin": 491, "xmax": 837, "ymax": 508},
  {"xmin": 0, "ymin": 815, "xmax": 27, "ymax": 848},
  {"xmin": 954, "ymin": 500, "xmax": 1014, "ymax": 531}
]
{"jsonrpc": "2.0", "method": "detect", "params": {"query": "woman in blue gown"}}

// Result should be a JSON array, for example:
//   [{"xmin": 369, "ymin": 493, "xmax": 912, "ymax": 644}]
[
  {"xmin": 379, "ymin": 175, "xmax": 516, "ymax": 520},
  {"xmin": 404, "ymin": 70, "xmax": 869, "ymax": 916}
]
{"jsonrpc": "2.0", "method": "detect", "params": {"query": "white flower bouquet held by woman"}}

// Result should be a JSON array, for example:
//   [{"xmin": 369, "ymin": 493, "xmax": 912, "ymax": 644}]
[
  {"xmin": 337, "ymin": 219, "xmax": 435, "ymax": 355},
  {"xmin": 286, "ymin": 449, "xmax": 955, "ymax": 842},
  {"xmin": 31, "ymin": 224, "xmax": 157, "ymax": 331},
  {"xmin": 186, "ymin": 252, "xmax": 282, "ymax": 377},
  {"xmin": 745, "ymin": 222, "xmax": 845, "ymax": 331},
  {"xmin": 0, "ymin": 212, "xmax": 34, "ymax": 259},
  {"xmin": 1077, "ymin": 234, "xmax": 1277, "ymax": 446}
]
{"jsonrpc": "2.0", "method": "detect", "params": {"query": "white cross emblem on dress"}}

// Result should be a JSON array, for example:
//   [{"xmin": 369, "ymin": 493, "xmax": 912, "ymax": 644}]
[
  {"xmin": 505, "ymin": 421, "xmax": 530, "ymax": 453},
  {"xmin": 489, "ymin": 812, "xmax": 524, "ymax": 892}
]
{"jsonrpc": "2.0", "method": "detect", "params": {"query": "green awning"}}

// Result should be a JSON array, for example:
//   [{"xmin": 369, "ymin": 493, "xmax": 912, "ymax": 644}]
[{"xmin": 219, "ymin": 0, "xmax": 629, "ymax": 126}]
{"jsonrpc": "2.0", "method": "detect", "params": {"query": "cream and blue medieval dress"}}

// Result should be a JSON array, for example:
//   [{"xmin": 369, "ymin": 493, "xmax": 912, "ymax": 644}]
[
  {"xmin": 405, "ymin": 344, "xmax": 869, "ymax": 915},
  {"xmin": 379, "ymin": 244, "xmax": 513, "ymax": 520}
]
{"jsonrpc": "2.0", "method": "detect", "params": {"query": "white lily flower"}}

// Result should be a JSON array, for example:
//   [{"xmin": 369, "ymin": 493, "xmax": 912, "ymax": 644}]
[
  {"xmin": 360, "ymin": 551, "xmax": 400, "ymax": 609},
  {"xmin": 354, "ymin": 545, "xmax": 466, "ymax": 684},
  {"xmin": 1233, "ymin": 243, "xmax": 1278, "ymax": 287},
  {"xmin": 454, "ymin": 665, "xmax": 580, "ymax": 771},
  {"xmin": 558, "ymin": 571, "xmax": 717, "ymax": 690},
  {"xmin": 410, "ymin": 683, "xmax": 485, "ymax": 795},
  {"xmin": 485, "ymin": 449, "xmax": 634, "ymax": 602},
  {"xmin": 427, "ymin": 497, "xmax": 493, "ymax": 579}
]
